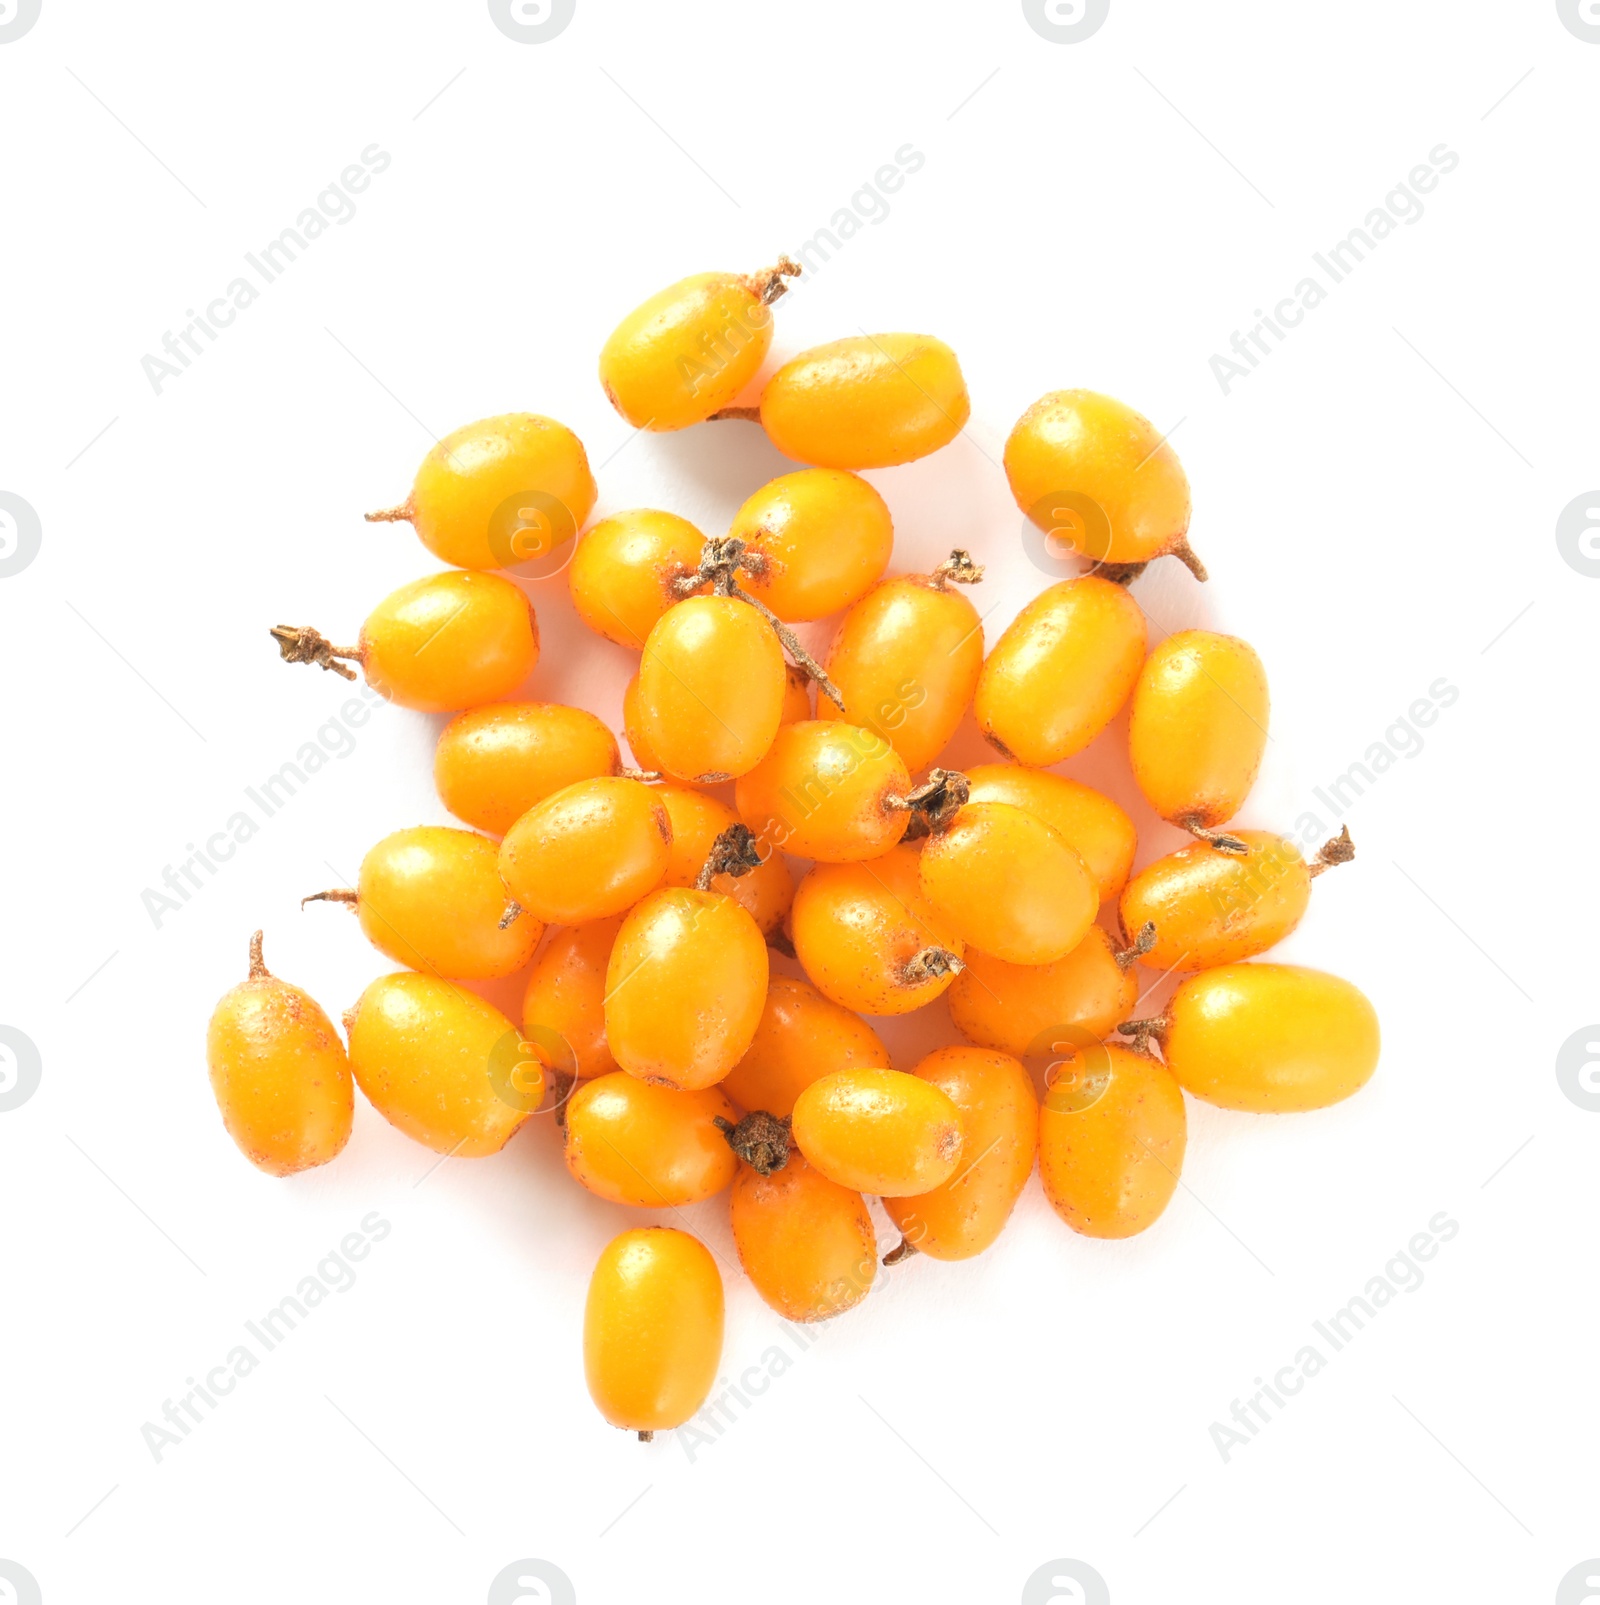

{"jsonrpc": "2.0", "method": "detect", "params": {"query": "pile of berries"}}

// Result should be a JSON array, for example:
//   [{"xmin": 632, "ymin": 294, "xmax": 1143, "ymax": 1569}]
[{"xmin": 207, "ymin": 259, "xmax": 1379, "ymax": 1440}]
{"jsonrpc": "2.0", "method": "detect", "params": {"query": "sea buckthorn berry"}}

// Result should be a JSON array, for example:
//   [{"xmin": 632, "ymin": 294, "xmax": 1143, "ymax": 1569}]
[
  {"xmin": 817, "ymin": 550, "xmax": 985, "ymax": 774},
  {"xmin": 346, "ymin": 973, "xmax": 535, "ymax": 1157},
  {"xmin": 569, "ymin": 509, "xmax": 707, "ymax": 649},
  {"xmin": 742, "ymin": 333, "xmax": 970, "ymax": 469},
  {"xmin": 1128, "ymin": 630, "xmax": 1270, "ymax": 837},
  {"xmin": 206, "ymin": 933, "xmax": 353, "ymax": 1177},
  {"xmin": 735, "ymin": 721, "xmax": 911, "ymax": 863},
  {"xmin": 1120, "ymin": 826, "xmax": 1353, "ymax": 973},
  {"xmin": 605, "ymin": 831, "xmax": 770, "ymax": 1090},
  {"xmin": 883, "ymin": 1047, "xmax": 1039, "ymax": 1262},
  {"xmin": 1004, "ymin": 390, "xmax": 1202, "ymax": 579},
  {"xmin": 584, "ymin": 1227, "xmax": 724, "ymax": 1438},
  {"xmin": 624, "ymin": 664, "xmax": 807, "ymax": 778},
  {"xmin": 1038, "ymin": 1042, "xmax": 1186, "ymax": 1238},
  {"xmin": 498, "ymin": 777, "xmax": 671, "ymax": 926},
  {"xmin": 790, "ymin": 844, "xmax": 965, "ymax": 1016},
  {"xmin": 730, "ymin": 1152, "xmax": 877, "ymax": 1322},
  {"xmin": 728, "ymin": 470, "xmax": 894, "ymax": 622},
  {"xmin": 657, "ymin": 784, "xmax": 794, "ymax": 934},
  {"xmin": 721, "ymin": 975, "xmax": 892, "ymax": 1119},
  {"xmin": 435, "ymin": 703, "xmax": 620, "ymax": 837},
  {"xmin": 791, "ymin": 1068, "xmax": 963, "ymax": 1197},
  {"xmin": 304, "ymin": 826, "xmax": 542, "ymax": 981},
  {"xmin": 365, "ymin": 412, "xmax": 596, "ymax": 572},
  {"xmin": 964, "ymin": 764, "xmax": 1137, "ymax": 901},
  {"xmin": 919, "ymin": 798, "xmax": 1099, "ymax": 966},
  {"xmin": 973, "ymin": 574, "xmax": 1146, "ymax": 766},
  {"xmin": 946, "ymin": 926, "xmax": 1148, "ymax": 1059},
  {"xmin": 634, "ymin": 595, "xmax": 787, "ymax": 782},
  {"xmin": 522, "ymin": 916, "xmax": 624, "ymax": 1084},
  {"xmin": 600, "ymin": 260, "xmax": 800, "ymax": 431},
  {"xmin": 564, "ymin": 1074, "xmax": 738, "ymax": 1207},
  {"xmin": 1127, "ymin": 963, "xmax": 1380, "ymax": 1113},
  {"xmin": 272, "ymin": 570, "xmax": 538, "ymax": 713}
]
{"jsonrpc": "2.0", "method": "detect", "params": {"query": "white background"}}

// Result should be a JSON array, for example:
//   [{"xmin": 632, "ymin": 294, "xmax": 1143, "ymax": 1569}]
[{"xmin": 2, "ymin": 1, "xmax": 1596, "ymax": 1601}]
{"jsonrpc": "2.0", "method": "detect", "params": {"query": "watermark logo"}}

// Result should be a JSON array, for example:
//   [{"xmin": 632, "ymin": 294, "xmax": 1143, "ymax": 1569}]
[
  {"xmin": 488, "ymin": 1559, "xmax": 576, "ymax": 1603},
  {"xmin": 1556, "ymin": 1561, "xmax": 1600, "ymax": 1603},
  {"xmin": 1022, "ymin": 0, "xmax": 1109, "ymax": 43},
  {"xmin": 1556, "ymin": 491, "xmax": 1600, "ymax": 576},
  {"xmin": 0, "ymin": 1028, "xmax": 41, "ymax": 1113},
  {"xmin": 487, "ymin": 489, "xmax": 581, "ymax": 578},
  {"xmin": 1021, "ymin": 1558, "xmax": 1110, "ymax": 1604},
  {"xmin": 0, "ymin": 0, "xmax": 42, "ymax": 43},
  {"xmin": 0, "ymin": 492, "xmax": 42, "ymax": 578},
  {"xmin": 1556, "ymin": 1026, "xmax": 1600, "ymax": 1111},
  {"xmin": 1021, "ymin": 491, "xmax": 1112, "ymax": 577},
  {"xmin": 1556, "ymin": 0, "xmax": 1600, "ymax": 41},
  {"xmin": 489, "ymin": 1026, "xmax": 578, "ymax": 1114},
  {"xmin": 488, "ymin": 0, "xmax": 575, "ymax": 43}
]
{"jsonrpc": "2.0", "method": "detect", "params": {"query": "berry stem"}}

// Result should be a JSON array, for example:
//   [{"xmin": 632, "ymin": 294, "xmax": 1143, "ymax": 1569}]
[
  {"xmin": 270, "ymin": 626, "xmax": 362, "ymax": 682},
  {"xmin": 1094, "ymin": 560, "xmax": 1149, "ymax": 587},
  {"xmin": 882, "ymin": 1237, "xmax": 919, "ymax": 1266},
  {"xmin": 1308, "ymin": 824, "xmax": 1355, "ymax": 878},
  {"xmin": 929, "ymin": 549, "xmax": 984, "ymax": 590},
  {"xmin": 707, "ymin": 405, "xmax": 762, "ymax": 423},
  {"xmin": 364, "ymin": 498, "xmax": 415, "ymax": 526},
  {"xmin": 499, "ymin": 901, "xmax": 524, "ymax": 930},
  {"xmin": 1115, "ymin": 921, "xmax": 1156, "ymax": 970},
  {"xmin": 1172, "ymin": 538, "xmax": 1209, "ymax": 582},
  {"xmin": 740, "ymin": 255, "xmax": 802, "ymax": 306},
  {"xmin": 248, "ymin": 930, "xmax": 268, "ymax": 980},
  {"xmin": 302, "ymin": 888, "xmax": 359, "ymax": 910},
  {"xmin": 887, "ymin": 767, "xmax": 970, "ymax": 839},
  {"xmin": 1179, "ymin": 816, "xmax": 1249, "ymax": 854},
  {"xmin": 1117, "ymin": 1015, "xmax": 1171, "ymax": 1058},
  {"xmin": 714, "ymin": 1110, "xmax": 792, "ymax": 1175},
  {"xmin": 696, "ymin": 824, "xmax": 764, "ymax": 891},
  {"xmin": 903, "ymin": 946, "xmax": 964, "ymax": 984}
]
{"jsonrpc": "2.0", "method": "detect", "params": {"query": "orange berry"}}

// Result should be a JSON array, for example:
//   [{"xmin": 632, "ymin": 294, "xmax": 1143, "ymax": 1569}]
[
  {"xmin": 366, "ymin": 412, "xmax": 595, "ymax": 572},
  {"xmin": 273, "ymin": 571, "xmax": 538, "ymax": 713},
  {"xmin": 434, "ymin": 702, "xmax": 620, "ymax": 836},
  {"xmin": 735, "ymin": 721, "xmax": 910, "ymax": 863},
  {"xmin": 973, "ymin": 574, "xmax": 1145, "ymax": 765},
  {"xmin": 347, "ymin": 973, "xmax": 534, "ymax": 1157},
  {"xmin": 657, "ymin": 784, "xmax": 794, "ymax": 934},
  {"xmin": 728, "ymin": 470, "xmax": 894, "ymax": 622},
  {"xmin": 1144, "ymin": 963, "xmax": 1379, "ymax": 1112},
  {"xmin": 1119, "ymin": 827, "xmax": 1354, "ymax": 973},
  {"xmin": 306, "ymin": 825, "xmax": 542, "ymax": 980},
  {"xmin": 584, "ymin": 1227, "xmax": 724, "ymax": 1436},
  {"xmin": 625, "ymin": 664, "xmax": 806, "ymax": 777},
  {"xmin": 569, "ymin": 509, "xmax": 706, "ymax": 648},
  {"xmin": 817, "ymin": 552, "xmax": 985, "ymax": 773},
  {"xmin": 605, "ymin": 887, "xmax": 769, "ymax": 1090},
  {"xmin": 1128, "ymin": 630, "xmax": 1269, "ymax": 832},
  {"xmin": 206, "ymin": 933, "xmax": 353, "ymax": 1177},
  {"xmin": 964, "ymin": 763, "xmax": 1137, "ymax": 901},
  {"xmin": 1004, "ymin": 390, "xmax": 1200, "ymax": 575},
  {"xmin": 521, "ymin": 916, "xmax": 624, "ymax": 1083},
  {"xmin": 564, "ymin": 1073, "xmax": 738, "ymax": 1206},
  {"xmin": 731, "ymin": 1152, "xmax": 876, "ymax": 1321},
  {"xmin": 600, "ymin": 262, "xmax": 798, "ymax": 431},
  {"xmin": 756, "ymin": 334, "xmax": 969, "ymax": 469},
  {"xmin": 883, "ymin": 1047, "xmax": 1039, "ymax": 1261},
  {"xmin": 919, "ymin": 801, "xmax": 1098, "ymax": 965},
  {"xmin": 721, "ymin": 974, "xmax": 891, "ymax": 1119},
  {"xmin": 791, "ymin": 1067, "xmax": 963, "ymax": 1196},
  {"xmin": 790, "ymin": 844, "xmax": 965, "ymax": 1016},
  {"xmin": 946, "ymin": 927, "xmax": 1142, "ymax": 1060},
  {"xmin": 634, "ymin": 595, "xmax": 787, "ymax": 782},
  {"xmin": 1038, "ymin": 1043, "xmax": 1185, "ymax": 1238},
  {"xmin": 498, "ymin": 777, "xmax": 671, "ymax": 925}
]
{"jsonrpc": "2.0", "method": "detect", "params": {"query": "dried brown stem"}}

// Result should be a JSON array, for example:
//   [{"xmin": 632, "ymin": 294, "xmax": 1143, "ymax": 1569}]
[
  {"xmin": 1115, "ymin": 921, "xmax": 1156, "ymax": 970},
  {"xmin": 1171, "ymin": 538, "xmax": 1208, "ymax": 582},
  {"xmin": 903, "ymin": 947, "xmax": 965, "ymax": 985},
  {"xmin": 707, "ymin": 405, "xmax": 762, "ymax": 423},
  {"xmin": 929, "ymin": 549, "xmax": 984, "ymax": 590},
  {"xmin": 364, "ymin": 499, "xmax": 414, "ymax": 525},
  {"xmin": 248, "ymin": 930, "xmax": 268, "ymax": 980},
  {"xmin": 637, "ymin": 1430, "xmax": 654, "ymax": 1443},
  {"xmin": 270, "ymin": 625, "xmax": 361, "ymax": 682},
  {"xmin": 888, "ymin": 768, "xmax": 970, "ymax": 839},
  {"xmin": 1117, "ymin": 1015, "xmax": 1171, "ymax": 1058},
  {"xmin": 302, "ymin": 888, "xmax": 359, "ymax": 910},
  {"xmin": 618, "ymin": 767, "xmax": 661, "ymax": 783},
  {"xmin": 499, "ymin": 901, "xmax": 524, "ymax": 930},
  {"xmin": 1094, "ymin": 560, "xmax": 1149, "ymax": 587},
  {"xmin": 696, "ymin": 824, "xmax": 764, "ymax": 891},
  {"xmin": 740, "ymin": 255, "xmax": 802, "ymax": 305},
  {"xmin": 882, "ymin": 1237, "xmax": 919, "ymax": 1266},
  {"xmin": 1308, "ymin": 824, "xmax": 1355, "ymax": 878},
  {"xmin": 714, "ymin": 1111, "xmax": 792, "ymax": 1175},
  {"xmin": 1179, "ymin": 816, "xmax": 1249, "ymax": 855}
]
